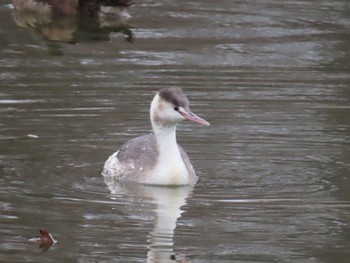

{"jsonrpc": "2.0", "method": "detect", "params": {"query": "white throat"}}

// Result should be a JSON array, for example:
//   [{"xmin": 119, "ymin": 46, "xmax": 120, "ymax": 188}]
[
  {"xmin": 152, "ymin": 124, "xmax": 189, "ymax": 185},
  {"xmin": 154, "ymin": 125, "xmax": 180, "ymax": 165},
  {"xmin": 150, "ymin": 96, "xmax": 189, "ymax": 185}
]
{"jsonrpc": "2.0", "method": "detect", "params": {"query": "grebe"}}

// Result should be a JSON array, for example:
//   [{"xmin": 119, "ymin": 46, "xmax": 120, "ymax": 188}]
[{"xmin": 102, "ymin": 87, "xmax": 210, "ymax": 185}]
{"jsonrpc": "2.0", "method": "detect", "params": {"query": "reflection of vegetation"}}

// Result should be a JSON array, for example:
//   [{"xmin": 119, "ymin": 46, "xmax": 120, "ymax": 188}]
[
  {"xmin": 11, "ymin": 0, "xmax": 133, "ymax": 44},
  {"xmin": 11, "ymin": 0, "xmax": 52, "ymax": 27},
  {"xmin": 75, "ymin": 12, "xmax": 133, "ymax": 42},
  {"xmin": 47, "ymin": 41, "xmax": 65, "ymax": 56}
]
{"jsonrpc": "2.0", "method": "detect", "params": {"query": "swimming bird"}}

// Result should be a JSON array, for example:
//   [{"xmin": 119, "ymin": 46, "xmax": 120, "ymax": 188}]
[{"xmin": 102, "ymin": 87, "xmax": 210, "ymax": 185}]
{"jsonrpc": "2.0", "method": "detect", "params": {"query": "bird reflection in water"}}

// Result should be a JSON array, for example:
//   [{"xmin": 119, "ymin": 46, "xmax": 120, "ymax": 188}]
[{"xmin": 104, "ymin": 177, "xmax": 193, "ymax": 263}]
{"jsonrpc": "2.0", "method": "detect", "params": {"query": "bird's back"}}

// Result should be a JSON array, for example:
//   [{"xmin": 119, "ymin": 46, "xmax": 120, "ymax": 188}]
[{"xmin": 102, "ymin": 134, "xmax": 197, "ymax": 184}]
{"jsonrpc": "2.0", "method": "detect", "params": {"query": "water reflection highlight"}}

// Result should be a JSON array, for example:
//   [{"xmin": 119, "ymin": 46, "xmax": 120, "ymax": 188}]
[{"xmin": 104, "ymin": 180, "xmax": 194, "ymax": 263}]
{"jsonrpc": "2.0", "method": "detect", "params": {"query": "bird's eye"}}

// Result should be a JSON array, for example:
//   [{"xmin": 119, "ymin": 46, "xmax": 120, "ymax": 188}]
[{"xmin": 174, "ymin": 106, "xmax": 179, "ymax": 111}]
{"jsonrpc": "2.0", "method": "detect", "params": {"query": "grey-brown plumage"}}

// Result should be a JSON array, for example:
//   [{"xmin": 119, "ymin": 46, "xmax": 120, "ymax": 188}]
[
  {"xmin": 102, "ymin": 87, "xmax": 209, "ymax": 185},
  {"xmin": 158, "ymin": 88, "xmax": 189, "ymax": 108},
  {"xmin": 103, "ymin": 134, "xmax": 195, "ymax": 183}
]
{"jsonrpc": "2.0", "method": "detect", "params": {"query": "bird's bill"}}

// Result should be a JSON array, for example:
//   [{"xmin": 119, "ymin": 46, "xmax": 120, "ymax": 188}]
[{"xmin": 180, "ymin": 109, "xmax": 210, "ymax": 126}]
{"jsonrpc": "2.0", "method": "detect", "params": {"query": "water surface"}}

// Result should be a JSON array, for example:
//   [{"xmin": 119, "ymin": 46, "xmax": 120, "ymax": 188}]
[{"xmin": 1, "ymin": 0, "xmax": 350, "ymax": 262}]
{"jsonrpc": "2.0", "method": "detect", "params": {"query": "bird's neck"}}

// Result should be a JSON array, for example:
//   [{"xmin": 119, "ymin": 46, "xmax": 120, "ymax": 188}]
[
  {"xmin": 152, "ymin": 124, "xmax": 179, "ymax": 156},
  {"xmin": 151, "ymin": 123, "xmax": 189, "ymax": 185}
]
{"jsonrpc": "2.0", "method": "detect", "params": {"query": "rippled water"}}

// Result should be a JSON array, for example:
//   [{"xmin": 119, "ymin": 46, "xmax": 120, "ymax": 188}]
[{"xmin": 1, "ymin": 0, "xmax": 350, "ymax": 262}]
